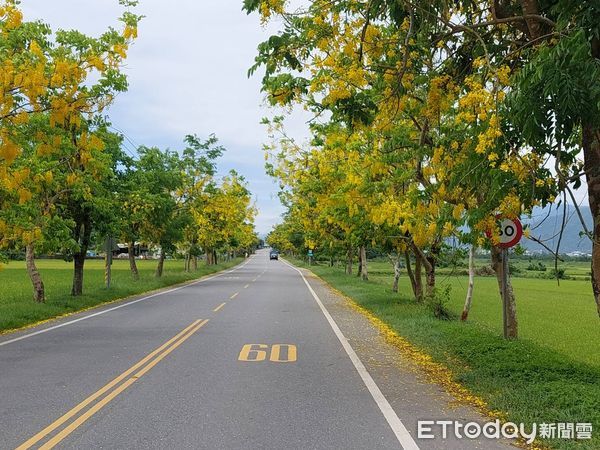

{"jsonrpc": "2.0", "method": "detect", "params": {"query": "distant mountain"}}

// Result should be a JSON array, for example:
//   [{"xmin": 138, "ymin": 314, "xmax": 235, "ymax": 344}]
[{"xmin": 522, "ymin": 205, "xmax": 592, "ymax": 254}]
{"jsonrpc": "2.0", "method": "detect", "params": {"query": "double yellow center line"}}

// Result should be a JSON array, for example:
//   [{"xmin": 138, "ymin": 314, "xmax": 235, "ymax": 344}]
[{"xmin": 17, "ymin": 319, "xmax": 209, "ymax": 450}]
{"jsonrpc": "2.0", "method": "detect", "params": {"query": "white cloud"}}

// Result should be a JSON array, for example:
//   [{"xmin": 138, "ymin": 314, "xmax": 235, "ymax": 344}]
[{"xmin": 20, "ymin": 0, "xmax": 311, "ymax": 234}]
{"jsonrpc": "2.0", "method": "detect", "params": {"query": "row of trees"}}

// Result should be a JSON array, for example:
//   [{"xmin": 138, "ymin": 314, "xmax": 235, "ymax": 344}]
[
  {"xmin": 0, "ymin": 1, "xmax": 258, "ymax": 302},
  {"xmin": 246, "ymin": 0, "xmax": 600, "ymax": 338},
  {"xmin": 112, "ymin": 135, "xmax": 258, "ymax": 286}
]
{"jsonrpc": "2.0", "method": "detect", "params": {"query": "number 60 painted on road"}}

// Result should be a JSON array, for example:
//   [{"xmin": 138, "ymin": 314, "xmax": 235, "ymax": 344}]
[{"xmin": 238, "ymin": 344, "xmax": 297, "ymax": 362}]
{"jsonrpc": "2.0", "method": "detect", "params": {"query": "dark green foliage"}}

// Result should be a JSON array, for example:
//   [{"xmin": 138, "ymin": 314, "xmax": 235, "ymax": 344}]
[
  {"xmin": 425, "ymin": 285, "xmax": 454, "ymax": 320},
  {"xmin": 510, "ymin": 30, "xmax": 600, "ymax": 151},
  {"xmin": 548, "ymin": 268, "xmax": 569, "ymax": 280},
  {"xmin": 527, "ymin": 262, "xmax": 548, "ymax": 271}
]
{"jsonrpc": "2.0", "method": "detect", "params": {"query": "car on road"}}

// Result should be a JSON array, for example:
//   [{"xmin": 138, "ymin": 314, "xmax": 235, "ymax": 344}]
[{"xmin": 269, "ymin": 250, "xmax": 279, "ymax": 260}]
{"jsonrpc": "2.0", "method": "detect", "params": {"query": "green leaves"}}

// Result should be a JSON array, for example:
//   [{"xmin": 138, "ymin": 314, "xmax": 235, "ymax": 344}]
[
  {"xmin": 242, "ymin": 0, "xmax": 261, "ymax": 14},
  {"xmin": 249, "ymin": 32, "xmax": 305, "ymax": 79},
  {"xmin": 331, "ymin": 91, "xmax": 378, "ymax": 127},
  {"xmin": 117, "ymin": 145, "xmax": 184, "ymax": 247},
  {"xmin": 510, "ymin": 29, "xmax": 600, "ymax": 150}
]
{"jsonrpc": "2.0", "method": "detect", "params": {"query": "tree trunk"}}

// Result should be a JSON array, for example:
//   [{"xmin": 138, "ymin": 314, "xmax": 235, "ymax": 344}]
[
  {"xmin": 491, "ymin": 246, "xmax": 518, "ymax": 339},
  {"xmin": 193, "ymin": 255, "xmax": 198, "ymax": 270},
  {"xmin": 128, "ymin": 241, "xmax": 139, "ymax": 280},
  {"xmin": 390, "ymin": 253, "xmax": 401, "ymax": 293},
  {"xmin": 346, "ymin": 246, "xmax": 353, "ymax": 275},
  {"xmin": 520, "ymin": 0, "xmax": 542, "ymax": 39},
  {"xmin": 404, "ymin": 250, "xmax": 418, "ymax": 299},
  {"xmin": 414, "ymin": 254, "xmax": 423, "ymax": 301},
  {"xmin": 359, "ymin": 245, "xmax": 368, "ymax": 281},
  {"xmin": 72, "ymin": 253, "xmax": 86, "ymax": 296},
  {"xmin": 206, "ymin": 249, "xmax": 213, "ymax": 265},
  {"xmin": 71, "ymin": 213, "xmax": 91, "ymax": 296},
  {"xmin": 425, "ymin": 255, "xmax": 435, "ymax": 295},
  {"xmin": 425, "ymin": 244, "xmax": 439, "ymax": 296},
  {"xmin": 25, "ymin": 244, "xmax": 45, "ymax": 303},
  {"xmin": 357, "ymin": 247, "xmax": 362, "ymax": 278},
  {"xmin": 155, "ymin": 248, "xmax": 166, "ymax": 277},
  {"xmin": 411, "ymin": 242, "xmax": 434, "ymax": 297},
  {"xmin": 213, "ymin": 249, "xmax": 218, "ymax": 265},
  {"xmin": 461, "ymin": 246, "xmax": 476, "ymax": 321},
  {"xmin": 584, "ymin": 38, "xmax": 600, "ymax": 317}
]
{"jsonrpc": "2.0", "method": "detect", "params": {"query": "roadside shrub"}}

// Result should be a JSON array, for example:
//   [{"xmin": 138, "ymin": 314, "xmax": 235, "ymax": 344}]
[
  {"xmin": 475, "ymin": 265, "xmax": 495, "ymax": 276},
  {"xmin": 7, "ymin": 251, "xmax": 25, "ymax": 261},
  {"xmin": 548, "ymin": 268, "xmax": 569, "ymax": 280},
  {"xmin": 509, "ymin": 263, "xmax": 522, "ymax": 274},
  {"xmin": 425, "ymin": 285, "xmax": 454, "ymax": 320},
  {"xmin": 527, "ymin": 262, "xmax": 547, "ymax": 271}
]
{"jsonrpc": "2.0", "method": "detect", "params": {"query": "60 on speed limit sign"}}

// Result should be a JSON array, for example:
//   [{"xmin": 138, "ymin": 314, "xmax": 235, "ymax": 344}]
[{"xmin": 487, "ymin": 217, "xmax": 523, "ymax": 248}]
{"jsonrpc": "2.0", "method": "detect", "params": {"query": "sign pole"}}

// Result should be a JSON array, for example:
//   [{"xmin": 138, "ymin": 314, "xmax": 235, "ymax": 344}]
[
  {"xmin": 500, "ymin": 247, "xmax": 509, "ymax": 339},
  {"xmin": 486, "ymin": 216, "xmax": 521, "ymax": 339}
]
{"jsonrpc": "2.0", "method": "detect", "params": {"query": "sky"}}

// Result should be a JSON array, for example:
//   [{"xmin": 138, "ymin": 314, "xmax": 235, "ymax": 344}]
[{"xmin": 20, "ymin": 0, "xmax": 310, "ymax": 236}]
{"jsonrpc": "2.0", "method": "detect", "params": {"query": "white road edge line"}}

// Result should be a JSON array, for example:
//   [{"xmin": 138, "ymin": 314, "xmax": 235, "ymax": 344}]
[
  {"xmin": 0, "ymin": 259, "xmax": 253, "ymax": 348},
  {"xmin": 280, "ymin": 258, "xmax": 419, "ymax": 450}
]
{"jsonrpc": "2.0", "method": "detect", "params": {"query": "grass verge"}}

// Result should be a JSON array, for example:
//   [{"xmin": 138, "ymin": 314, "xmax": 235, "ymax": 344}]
[
  {"xmin": 291, "ymin": 258, "xmax": 600, "ymax": 450},
  {"xmin": 0, "ymin": 258, "xmax": 243, "ymax": 333}
]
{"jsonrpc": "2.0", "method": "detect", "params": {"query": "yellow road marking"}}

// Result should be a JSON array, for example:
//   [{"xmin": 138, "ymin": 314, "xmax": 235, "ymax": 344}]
[
  {"xmin": 230, "ymin": 292, "xmax": 239, "ymax": 299},
  {"xmin": 238, "ymin": 344, "xmax": 268, "ymax": 361},
  {"xmin": 129, "ymin": 321, "xmax": 208, "ymax": 380},
  {"xmin": 17, "ymin": 319, "xmax": 209, "ymax": 450},
  {"xmin": 39, "ymin": 379, "xmax": 137, "ymax": 450},
  {"xmin": 270, "ymin": 344, "xmax": 297, "ymax": 362},
  {"xmin": 213, "ymin": 302, "xmax": 226, "ymax": 312},
  {"xmin": 238, "ymin": 344, "xmax": 297, "ymax": 363},
  {"xmin": 244, "ymin": 284, "xmax": 249, "ymax": 289},
  {"xmin": 16, "ymin": 319, "xmax": 202, "ymax": 450}
]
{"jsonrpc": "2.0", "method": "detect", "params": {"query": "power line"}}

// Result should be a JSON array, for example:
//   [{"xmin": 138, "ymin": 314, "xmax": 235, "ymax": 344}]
[{"xmin": 108, "ymin": 125, "xmax": 140, "ymax": 159}]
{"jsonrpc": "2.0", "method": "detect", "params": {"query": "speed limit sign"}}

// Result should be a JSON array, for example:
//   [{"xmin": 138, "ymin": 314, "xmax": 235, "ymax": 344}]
[{"xmin": 487, "ymin": 217, "xmax": 523, "ymax": 248}]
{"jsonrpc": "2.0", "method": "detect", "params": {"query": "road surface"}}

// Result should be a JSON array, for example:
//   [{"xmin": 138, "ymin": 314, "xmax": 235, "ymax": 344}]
[{"xmin": 0, "ymin": 250, "xmax": 514, "ymax": 449}]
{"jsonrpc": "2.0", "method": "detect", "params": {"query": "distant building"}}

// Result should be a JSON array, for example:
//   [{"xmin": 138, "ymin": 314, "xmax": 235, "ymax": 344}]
[
  {"xmin": 566, "ymin": 251, "xmax": 592, "ymax": 258},
  {"xmin": 114, "ymin": 242, "xmax": 150, "ymax": 258}
]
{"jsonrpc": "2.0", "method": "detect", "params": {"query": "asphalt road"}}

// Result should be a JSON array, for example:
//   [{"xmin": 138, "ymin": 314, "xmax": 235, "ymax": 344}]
[{"xmin": 0, "ymin": 250, "xmax": 514, "ymax": 449}]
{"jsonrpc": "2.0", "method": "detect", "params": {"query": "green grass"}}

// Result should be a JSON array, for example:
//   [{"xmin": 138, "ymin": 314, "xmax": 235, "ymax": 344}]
[
  {"xmin": 295, "ymin": 258, "xmax": 600, "ymax": 450},
  {"xmin": 0, "ymin": 257, "xmax": 242, "ymax": 332},
  {"xmin": 436, "ymin": 257, "xmax": 592, "ymax": 281}
]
